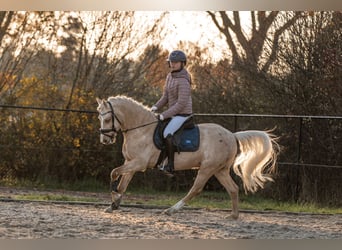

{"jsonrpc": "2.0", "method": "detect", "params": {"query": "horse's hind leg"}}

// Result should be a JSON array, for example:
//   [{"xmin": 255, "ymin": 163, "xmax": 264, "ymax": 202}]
[
  {"xmin": 164, "ymin": 168, "xmax": 213, "ymax": 215},
  {"xmin": 214, "ymin": 167, "xmax": 239, "ymax": 219}
]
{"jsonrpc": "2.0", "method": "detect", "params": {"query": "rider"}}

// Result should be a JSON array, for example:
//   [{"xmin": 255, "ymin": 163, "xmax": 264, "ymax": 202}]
[{"xmin": 151, "ymin": 50, "xmax": 193, "ymax": 175}]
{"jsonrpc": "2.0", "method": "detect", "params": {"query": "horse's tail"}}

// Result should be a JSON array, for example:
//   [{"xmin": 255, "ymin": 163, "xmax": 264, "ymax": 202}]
[{"xmin": 232, "ymin": 130, "xmax": 280, "ymax": 193}]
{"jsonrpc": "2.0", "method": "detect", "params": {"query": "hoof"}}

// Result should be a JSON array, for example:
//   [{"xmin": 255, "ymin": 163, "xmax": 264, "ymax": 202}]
[
  {"xmin": 111, "ymin": 192, "xmax": 122, "ymax": 209},
  {"xmin": 104, "ymin": 206, "xmax": 113, "ymax": 213},
  {"xmin": 162, "ymin": 208, "xmax": 173, "ymax": 216},
  {"xmin": 111, "ymin": 201, "xmax": 121, "ymax": 210},
  {"xmin": 225, "ymin": 214, "xmax": 239, "ymax": 220}
]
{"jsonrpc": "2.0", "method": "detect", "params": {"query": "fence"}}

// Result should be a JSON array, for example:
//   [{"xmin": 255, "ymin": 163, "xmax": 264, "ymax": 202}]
[
  {"xmin": 0, "ymin": 105, "xmax": 342, "ymax": 168},
  {"xmin": 195, "ymin": 113, "xmax": 342, "ymax": 169},
  {"xmin": 0, "ymin": 104, "xmax": 341, "ymax": 204}
]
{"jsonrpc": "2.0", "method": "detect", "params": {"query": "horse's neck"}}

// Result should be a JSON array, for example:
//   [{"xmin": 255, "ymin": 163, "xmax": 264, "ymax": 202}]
[{"xmin": 117, "ymin": 101, "xmax": 155, "ymax": 131}]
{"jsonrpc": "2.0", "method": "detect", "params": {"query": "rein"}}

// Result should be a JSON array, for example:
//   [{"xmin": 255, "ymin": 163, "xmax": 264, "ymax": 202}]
[{"xmin": 121, "ymin": 120, "xmax": 158, "ymax": 133}]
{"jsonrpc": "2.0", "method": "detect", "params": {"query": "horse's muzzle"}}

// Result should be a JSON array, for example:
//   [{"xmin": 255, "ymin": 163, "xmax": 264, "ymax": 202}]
[{"xmin": 100, "ymin": 134, "xmax": 116, "ymax": 144}]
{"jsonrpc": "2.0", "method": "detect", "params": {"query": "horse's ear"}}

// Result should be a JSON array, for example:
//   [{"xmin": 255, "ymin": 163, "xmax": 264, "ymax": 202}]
[{"xmin": 96, "ymin": 97, "xmax": 102, "ymax": 105}]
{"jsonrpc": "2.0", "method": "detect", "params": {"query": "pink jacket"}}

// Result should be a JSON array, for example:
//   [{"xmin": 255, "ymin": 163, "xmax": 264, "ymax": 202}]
[{"xmin": 154, "ymin": 68, "xmax": 193, "ymax": 119}]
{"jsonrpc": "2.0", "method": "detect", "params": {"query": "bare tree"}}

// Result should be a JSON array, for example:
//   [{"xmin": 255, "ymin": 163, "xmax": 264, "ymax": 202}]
[
  {"xmin": 259, "ymin": 11, "xmax": 341, "ymax": 205},
  {"xmin": 207, "ymin": 11, "xmax": 303, "ymax": 73},
  {"xmin": 0, "ymin": 12, "xmax": 39, "ymax": 98},
  {"xmin": 269, "ymin": 11, "xmax": 341, "ymax": 115},
  {"xmin": 60, "ymin": 11, "xmax": 167, "ymax": 108},
  {"xmin": 0, "ymin": 12, "xmax": 13, "ymax": 45},
  {"xmin": 0, "ymin": 12, "xmax": 68, "ymax": 102}
]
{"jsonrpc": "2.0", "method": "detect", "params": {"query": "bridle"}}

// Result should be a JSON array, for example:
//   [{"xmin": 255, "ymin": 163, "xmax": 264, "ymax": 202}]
[
  {"xmin": 99, "ymin": 101, "xmax": 122, "ymax": 140},
  {"xmin": 99, "ymin": 101, "xmax": 157, "ymax": 139}
]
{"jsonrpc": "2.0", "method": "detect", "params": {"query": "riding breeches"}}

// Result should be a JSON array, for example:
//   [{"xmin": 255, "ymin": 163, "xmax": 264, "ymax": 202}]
[{"xmin": 163, "ymin": 115, "xmax": 190, "ymax": 138}]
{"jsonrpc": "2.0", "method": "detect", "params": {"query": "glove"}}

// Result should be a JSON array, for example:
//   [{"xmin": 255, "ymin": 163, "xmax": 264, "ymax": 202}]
[
  {"xmin": 150, "ymin": 106, "xmax": 158, "ymax": 112},
  {"xmin": 155, "ymin": 114, "xmax": 164, "ymax": 121}
]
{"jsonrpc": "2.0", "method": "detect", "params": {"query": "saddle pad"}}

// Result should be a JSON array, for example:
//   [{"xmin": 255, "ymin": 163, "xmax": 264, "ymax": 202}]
[{"xmin": 153, "ymin": 124, "xmax": 200, "ymax": 152}]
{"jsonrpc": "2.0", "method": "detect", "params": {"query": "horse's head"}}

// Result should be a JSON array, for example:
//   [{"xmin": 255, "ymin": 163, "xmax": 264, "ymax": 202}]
[{"xmin": 96, "ymin": 97, "xmax": 121, "ymax": 144}]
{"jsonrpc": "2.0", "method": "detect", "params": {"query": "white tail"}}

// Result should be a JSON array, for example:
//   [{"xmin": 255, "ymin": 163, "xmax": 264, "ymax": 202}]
[{"xmin": 233, "ymin": 130, "xmax": 279, "ymax": 193}]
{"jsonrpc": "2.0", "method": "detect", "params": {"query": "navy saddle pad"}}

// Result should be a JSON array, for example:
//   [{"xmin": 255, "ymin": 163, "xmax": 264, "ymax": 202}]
[{"xmin": 153, "ymin": 119, "xmax": 200, "ymax": 152}]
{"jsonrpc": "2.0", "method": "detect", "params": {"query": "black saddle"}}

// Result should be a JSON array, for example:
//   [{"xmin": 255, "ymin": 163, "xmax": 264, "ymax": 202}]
[{"xmin": 153, "ymin": 116, "xmax": 200, "ymax": 153}]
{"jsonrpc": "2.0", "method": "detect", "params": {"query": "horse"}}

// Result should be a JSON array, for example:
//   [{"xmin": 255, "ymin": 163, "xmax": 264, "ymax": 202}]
[{"xmin": 96, "ymin": 95, "xmax": 279, "ymax": 219}]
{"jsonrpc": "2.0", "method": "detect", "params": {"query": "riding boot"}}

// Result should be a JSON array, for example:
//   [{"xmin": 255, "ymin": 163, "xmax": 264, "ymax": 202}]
[{"xmin": 162, "ymin": 134, "xmax": 175, "ymax": 176}]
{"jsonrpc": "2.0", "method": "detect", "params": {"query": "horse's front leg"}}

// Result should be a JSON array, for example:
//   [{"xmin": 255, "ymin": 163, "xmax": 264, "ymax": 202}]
[
  {"xmin": 105, "ymin": 160, "xmax": 147, "ymax": 213},
  {"xmin": 105, "ymin": 173, "xmax": 134, "ymax": 213},
  {"xmin": 109, "ymin": 175, "xmax": 123, "ymax": 210},
  {"xmin": 109, "ymin": 167, "xmax": 121, "ymax": 209}
]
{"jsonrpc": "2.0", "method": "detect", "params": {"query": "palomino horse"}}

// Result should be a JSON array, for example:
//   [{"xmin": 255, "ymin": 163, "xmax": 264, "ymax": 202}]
[{"xmin": 96, "ymin": 95, "xmax": 279, "ymax": 219}]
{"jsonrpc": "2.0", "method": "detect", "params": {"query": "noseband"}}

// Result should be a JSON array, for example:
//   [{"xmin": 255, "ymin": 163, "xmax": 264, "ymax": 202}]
[{"xmin": 99, "ymin": 101, "xmax": 122, "ymax": 139}]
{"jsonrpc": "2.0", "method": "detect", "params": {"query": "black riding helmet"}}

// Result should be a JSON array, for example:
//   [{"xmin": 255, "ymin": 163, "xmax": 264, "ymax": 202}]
[{"xmin": 167, "ymin": 50, "xmax": 187, "ymax": 66}]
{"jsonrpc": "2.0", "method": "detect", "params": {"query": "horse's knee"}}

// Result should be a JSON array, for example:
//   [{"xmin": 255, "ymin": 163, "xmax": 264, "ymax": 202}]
[{"xmin": 110, "ymin": 169, "xmax": 118, "ymax": 180}]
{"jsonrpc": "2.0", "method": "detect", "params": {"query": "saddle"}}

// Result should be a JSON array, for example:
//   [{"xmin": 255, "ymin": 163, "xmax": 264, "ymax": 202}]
[{"xmin": 153, "ymin": 116, "xmax": 200, "ymax": 153}]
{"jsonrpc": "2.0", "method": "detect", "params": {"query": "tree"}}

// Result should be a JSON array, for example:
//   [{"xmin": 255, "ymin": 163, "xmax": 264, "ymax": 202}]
[
  {"xmin": 204, "ymin": 11, "xmax": 305, "ymax": 115},
  {"xmin": 257, "ymin": 11, "xmax": 342, "ymax": 205},
  {"xmin": 59, "ymin": 11, "xmax": 167, "ymax": 108},
  {"xmin": 0, "ymin": 12, "xmax": 41, "ymax": 98},
  {"xmin": 0, "ymin": 12, "xmax": 13, "ymax": 45},
  {"xmin": 271, "ymin": 11, "xmax": 341, "ymax": 115},
  {"xmin": 207, "ymin": 11, "xmax": 302, "ymax": 73},
  {"xmin": 0, "ymin": 11, "xmax": 169, "ymax": 186}
]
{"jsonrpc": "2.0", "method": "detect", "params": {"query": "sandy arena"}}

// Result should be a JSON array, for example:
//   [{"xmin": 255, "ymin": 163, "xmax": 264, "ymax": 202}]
[{"xmin": 0, "ymin": 188, "xmax": 341, "ymax": 239}]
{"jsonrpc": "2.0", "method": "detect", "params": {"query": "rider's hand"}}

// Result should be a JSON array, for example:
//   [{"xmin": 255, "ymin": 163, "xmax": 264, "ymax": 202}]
[
  {"xmin": 150, "ymin": 106, "xmax": 158, "ymax": 113},
  {"xmin": 155, "ymin": 114, "xmax": 164, "ymax": 121}
]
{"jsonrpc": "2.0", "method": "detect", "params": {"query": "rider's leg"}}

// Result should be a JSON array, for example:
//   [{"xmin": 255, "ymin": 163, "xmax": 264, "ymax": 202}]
[
  {"xmin": 163, "ymin": 116, "xmax": 189, "ymax": 138},
  {"xmin": 161, "ymin": 116, "xmax": 189, "ymax": 175},
  {"xmin": 163, "ymin": 133, "xmax": 175, "ymax": 174}
]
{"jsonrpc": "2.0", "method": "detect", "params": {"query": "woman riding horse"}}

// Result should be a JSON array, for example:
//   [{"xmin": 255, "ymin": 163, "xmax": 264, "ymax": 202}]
[
  {"xmin": 151, "ymin": 50, "xmax": 192, "ymax": 176},
  {"xmin": 97, "ymin": 96, "xmax": 279, "ymax": 219}
]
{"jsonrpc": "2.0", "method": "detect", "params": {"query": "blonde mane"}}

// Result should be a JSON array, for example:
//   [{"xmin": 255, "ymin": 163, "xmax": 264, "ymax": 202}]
[
  {"xmin": 107, "ymin": 95, "xmax": 155, "ymax": 129},
  {"xmin": 108, "ymin": 95, "xmax": 150, "ymax": 112}
]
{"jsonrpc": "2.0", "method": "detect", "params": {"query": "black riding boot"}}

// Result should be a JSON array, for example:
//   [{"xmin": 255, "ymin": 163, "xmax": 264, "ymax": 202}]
[{"xmin": 162, "ymin": 134, "xmax": 175, "ymax": 176}]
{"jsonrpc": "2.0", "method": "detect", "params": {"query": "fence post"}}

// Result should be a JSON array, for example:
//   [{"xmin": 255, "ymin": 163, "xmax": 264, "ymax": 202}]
[
  {"xmin": 297, "ymin": 117, "xmax": 303, "ymax": 163},
  {"xmin": 294, "ymin": 117, "xmax": 303, "ymax": 202}
]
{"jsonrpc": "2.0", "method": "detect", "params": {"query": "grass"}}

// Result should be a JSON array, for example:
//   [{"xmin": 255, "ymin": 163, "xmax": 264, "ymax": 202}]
[
  {"xmin": 1, "ymin": 178, "xmax": 341, "ymax": 214},
  {"xmin": 124, "ymin": 189, "xmax": 342, "ymax": 214},
  {"xmin": 13, "ymin": 193, "xmax": 100, "ymax": 203},
  {"xmin": 0, "ymin": 177, "xmax": 108, "ymax": 193}
]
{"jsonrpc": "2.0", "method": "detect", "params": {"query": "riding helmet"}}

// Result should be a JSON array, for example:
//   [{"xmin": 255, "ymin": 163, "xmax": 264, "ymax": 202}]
[{"xmin": 167, "ymin": 50, "xmax": 187, "ymax": 65}]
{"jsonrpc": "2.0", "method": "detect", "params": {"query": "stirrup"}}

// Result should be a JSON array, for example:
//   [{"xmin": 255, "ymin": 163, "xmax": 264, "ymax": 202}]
[
  {"xmin": 158, "ymin": 161, "xmax": 174, "ymax": 177},
  {"xmin": 157, "ymin": 158, "xmax": 168, "ymax": 170}
]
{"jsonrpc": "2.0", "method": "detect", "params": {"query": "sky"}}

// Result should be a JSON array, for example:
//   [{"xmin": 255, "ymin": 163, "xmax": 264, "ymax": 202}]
[
  {"xmin": 155, "ymin": 11, "xmax": 251, "ymax": 62},
  {"xmin": 53, "ymin": 11, "xmax": 252, "ymax": 62},
  {"xmin": 163, "ymin": 11, "xmax": 228, "ymax": 60},
  {"xmin": 120, "ymin": 11, "xmax": 230, "ymax": 62}
]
